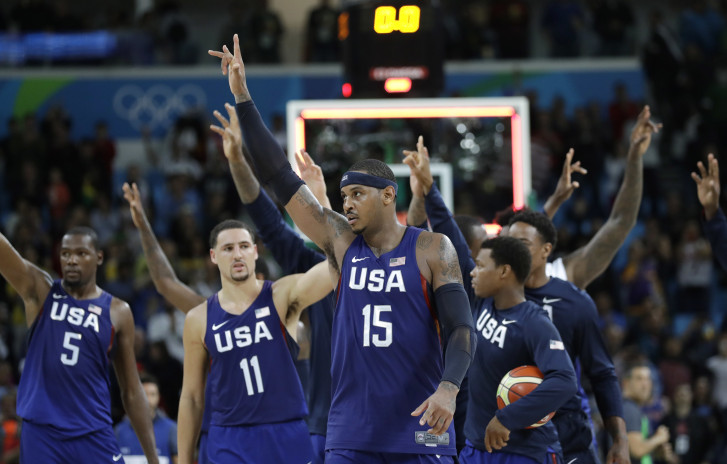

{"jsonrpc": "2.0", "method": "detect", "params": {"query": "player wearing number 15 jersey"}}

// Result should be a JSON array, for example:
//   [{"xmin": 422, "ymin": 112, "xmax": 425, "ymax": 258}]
[
  {"xmin": 177, "ymin": 220, "xmax": 333, "ymax": 464},
  {"xmin": 0, "ymin": 227, "xmax": 158, "ymax": 464}
]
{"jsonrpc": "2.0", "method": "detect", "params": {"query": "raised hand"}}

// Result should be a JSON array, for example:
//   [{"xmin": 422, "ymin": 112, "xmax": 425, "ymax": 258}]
[
  {"xmin": 402, "ymin": 135, "xmax": 434, "ymax": 195},
  {"xmin": 296, "ymin": 150, "xmax": 331, "ymax": 209},
  {"xmin": 210, "ymin": 103, "xmax": 244, "ymax": 162},
  {"xmin": 691, "ymin": 153, "xmax": 721, "ymax": 219},
  {"xmin": 629, "ymin": 105, "xmax": 662, "ymax": 157},
  {"xmin": 122, "ymin": 182, "xmax": 148, "ymax": 229},
  {"xmin": 208, "ymin": 34, "xmax": 250, "ymax": 102},
  {"xmin": 544, "ymin": 148, "xmax": 587, "ymax": 219}
]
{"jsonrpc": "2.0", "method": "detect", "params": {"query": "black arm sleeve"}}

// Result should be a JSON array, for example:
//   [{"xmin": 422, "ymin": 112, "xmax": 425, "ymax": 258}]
[
  {"xmin": 236, "ymin": 100, "xmax": 304, "ymax": 205},
  {"xmin": 434, "ymin": 282, "xmax": 476, "ymax": 389}
]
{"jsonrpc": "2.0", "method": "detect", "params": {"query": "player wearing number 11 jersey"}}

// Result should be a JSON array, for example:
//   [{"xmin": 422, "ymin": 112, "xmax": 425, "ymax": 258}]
[
  {"xmin": 177, "ymin": 220, "xmax": 333, "ymax": 464},
  {"xmin": 0, "ymin": 227, "xmax": 159, "ymax": 464}
]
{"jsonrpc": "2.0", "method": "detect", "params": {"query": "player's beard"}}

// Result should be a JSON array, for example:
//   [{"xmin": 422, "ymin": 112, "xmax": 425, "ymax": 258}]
[
  {"xmin": 62, "ymin": 269, "xmax": 87, "ymax": 288},
  {"xmin": 62, "ymin": 275, "xmax": 86, "ymax": 288},
  {"xmin": 231, "ymin": 272, "xmax": 250, "ymax": 282}
]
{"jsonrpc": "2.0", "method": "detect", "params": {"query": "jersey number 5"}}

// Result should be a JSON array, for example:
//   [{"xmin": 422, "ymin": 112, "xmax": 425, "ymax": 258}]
[
  {"xmin": 61, "ymin": 331, "xmax": 82, "ymax": 366},
  {"xmin": 362, "ymin": 304, "xmax": 392, "ymax": 347}
]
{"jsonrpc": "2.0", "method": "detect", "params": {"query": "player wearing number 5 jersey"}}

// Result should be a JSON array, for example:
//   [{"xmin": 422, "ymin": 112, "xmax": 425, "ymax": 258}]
[
  {"xmin": 0, "ymin": 227, "xmax": 159, "ymax": 464},
  {"xmin": 177, "ymin": 220, "xmax": 333, "ymax": 464},
  {"xmin": 208, "ymin": 33, "xmax": 476, "ymax": 462}
]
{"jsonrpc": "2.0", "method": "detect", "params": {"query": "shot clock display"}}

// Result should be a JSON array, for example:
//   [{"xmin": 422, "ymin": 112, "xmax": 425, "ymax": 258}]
[{"xmin": 340, "ymin": 0, "xmax": 444, "ymax": 98}]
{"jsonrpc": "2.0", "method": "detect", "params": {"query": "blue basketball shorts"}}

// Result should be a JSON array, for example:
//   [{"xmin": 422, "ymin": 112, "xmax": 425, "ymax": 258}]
[
  {"xmin": 325, "ymin": 449, "xmax": 455, "ymax": 464},
  {"xmin": 21, "ymin": 421, "xmax": 124, "ymax": 464},
  {"xmin": 198, "ymin": 430, "xmax": 209, "ymax": 464},
  {"xmin": 311, "ymin": 433, "xmax": 326, "ymax": 464},
  {"xmin": 207, "ymin": 419, "xmax": 313, "ymax": 464},
  {"xmin": 459, "ymin": 442, "xmax": 563, "ymax": 464}
]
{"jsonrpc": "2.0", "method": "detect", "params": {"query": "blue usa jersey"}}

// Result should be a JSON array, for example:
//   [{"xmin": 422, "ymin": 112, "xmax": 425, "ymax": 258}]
[
  {"xmin": 327, "ymin": 227, "xmax": 456, "ymax": 455},
  {"xmin": 17, "ymin": 280, "xmax": 115, "ymax": 436},
  {"xmin": 246, "ymin": 189, "xmax": 334, "ymax": 436},
  {"xmin": 526, "ymin": 278, "xmax": 623, "ymax": 455},
  {"xmin": 204, "ymin": 281, "xmax": 308, "ymax": 426},
  {"xmin": 465, "ymin": 299, "xmax": 577, "ymax": 462}
]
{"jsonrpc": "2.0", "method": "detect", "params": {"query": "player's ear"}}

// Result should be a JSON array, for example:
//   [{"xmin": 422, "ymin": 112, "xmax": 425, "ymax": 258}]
[
  {"xmin": 210, "ymin": 248, "xmax": 217, "ymax": 264},
  {"xmin": 499, "ymin": 264, "xmax": 511, "ymax": 281},
  {"xmin": 542, "ymin": 242, "xmax": 553, "ymax": 258},
  {"xmin": 96, "ymin": 250, "xmax": 103, "ymax": 266},
  {"xmin": 382, "ymin": 186, "xmax": 396, "ymax": 205}
]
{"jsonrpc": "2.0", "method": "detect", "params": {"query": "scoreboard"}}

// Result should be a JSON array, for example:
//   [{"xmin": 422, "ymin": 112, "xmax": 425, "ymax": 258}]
[{"xmin": 339, "ymin": 1, "xmax": 444, "ymax": 98}]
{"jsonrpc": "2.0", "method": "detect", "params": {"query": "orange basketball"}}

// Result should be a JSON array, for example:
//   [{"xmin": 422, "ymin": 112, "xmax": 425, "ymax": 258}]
[{"xmin": 496, "ymin": 365, "xmax": 555, "ymax": 428}]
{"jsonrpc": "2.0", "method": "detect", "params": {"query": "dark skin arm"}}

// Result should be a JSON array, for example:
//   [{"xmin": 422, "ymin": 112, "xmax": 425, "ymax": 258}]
[
  {"xmin": 122, "ymin": 183, "xmax": 205, "ymax": 312},
  {"xmin": 484, "ymin": 415, "xmax": 510, "ymax": 452},
  {"xmin": 410, "ymin": 231, "xmax": 463, "ymax": 435},
  {"xmin": 404, "ymin": 136, "xmax": 429, "ymax": 227},
  {"xmin": 543, "ymin": 148, "xmax": 587, "ymax": 219},
  {"xmin": 111, "ymin": 298, "xmax": 159, "ymax": 464},
  {"xmin": 562, "ymin": 106, "xmax": 661, "ymax": 288},
  {"xmin": 209, "ymin": 35, "xmax": 355, "ymax": 270},
  {"xmin": 605, "ymin": 416, "xmax": 630, "ymax": 464},
  {"xmin": 0, "ymin": 233, "xmax": 53, "ymax": 327},
  {"xmin": 692, "ymin": 153, "xmax": 720, "ymax": 220}
]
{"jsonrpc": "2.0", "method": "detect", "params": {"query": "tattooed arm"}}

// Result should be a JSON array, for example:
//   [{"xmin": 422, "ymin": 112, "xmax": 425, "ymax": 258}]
[
  {"xmin": 411, "ymin": 231, "xmax": 475, "ymax": 435},
  {"xmin": 562, "ymin": 106, "xmax": 660, "ymax": 288}
]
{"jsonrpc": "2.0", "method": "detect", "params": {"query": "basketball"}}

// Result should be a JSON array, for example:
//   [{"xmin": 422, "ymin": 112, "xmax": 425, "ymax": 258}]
[{"xmin": 496, "ymin": 365, "xmax": 555, "ymax": 429}]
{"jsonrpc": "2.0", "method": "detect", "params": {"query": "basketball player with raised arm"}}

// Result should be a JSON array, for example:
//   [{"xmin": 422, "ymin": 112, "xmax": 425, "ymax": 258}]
[
  {"xmin": 0, "ymin": 226, "xmax": 158, "ymax": 463},
  {"xmin": 406, "ymin": 140, "xmax": 631, "ymax": 464},
  {"xmin": 209, "ymin": 34, "xmax": 476, "ymax": 462},
  {"xmin": 462, "ymin": 236, "xmax": 577, "ymax": 464},
  {"xmin": 177, "ymin": 218, "xmax": 332, "ymax": 464}
]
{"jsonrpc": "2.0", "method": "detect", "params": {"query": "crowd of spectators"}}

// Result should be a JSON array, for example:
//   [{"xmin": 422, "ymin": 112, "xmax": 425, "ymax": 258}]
[
  {"xmin": 0, "ymin": 0, "xmax": 725, "ymax": 65},
  {"xmin": 0, "ymin": 0, "xmax": 726, "ymax": 463}
]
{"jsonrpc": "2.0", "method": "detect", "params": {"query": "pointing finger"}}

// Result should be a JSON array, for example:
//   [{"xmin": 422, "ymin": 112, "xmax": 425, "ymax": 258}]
[{"xmin": 213, "ymin": 110, "xmax": 230, "ymax": 128}]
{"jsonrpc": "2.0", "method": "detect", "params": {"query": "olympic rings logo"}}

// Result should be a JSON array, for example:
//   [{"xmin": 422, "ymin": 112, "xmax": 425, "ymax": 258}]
[{"xmin": 112, "ymin": 84, "xmax": 207, "ymax": 130}]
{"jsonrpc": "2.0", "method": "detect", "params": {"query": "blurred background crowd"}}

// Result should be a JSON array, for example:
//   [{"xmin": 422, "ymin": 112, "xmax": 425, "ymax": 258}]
[{"xmin": 0, "ymin": 0, "xmax": 727, "ymax": 463}]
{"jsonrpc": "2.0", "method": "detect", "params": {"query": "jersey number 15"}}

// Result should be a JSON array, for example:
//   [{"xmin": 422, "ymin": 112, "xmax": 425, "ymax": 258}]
[{"xmin": 362, "ymin": 304, "xmax": 392, "ymax": 347}]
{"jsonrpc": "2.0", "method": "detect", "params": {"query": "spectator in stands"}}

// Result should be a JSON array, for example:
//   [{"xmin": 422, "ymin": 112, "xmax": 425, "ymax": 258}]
[
  {"xmin": 490, "ymin": 0, "xmax": 530, "ymax": 59},
  {"xmin": 592, "ymin": 0, "xmax": 635, "ymax": 56},
  {"xmin": 242, "ymin": 0, "xmax": 284, "ymax": 63},
  {"xmin": 304, "ymin": 0, "xmax": 339, "ymax": 63},
  {"xmin": 116, "ymin": 374, "xmax": 178, "ymax": 464},
  {"xmin": 676, "ymin": 220, "xmax": 712, "ymax": 315},
  {"xmin": 541, "ymin": 0, "xmax": 584, "ymax": 58},
  {"xmin": 662, "ymin": 383, "xmax": 715, "ymax": 464},
  {"xmin": 706, "ymin": 333, "xmax": 727, "ymax": 438},
  {"xmin": 621, "ymin": 361, "xmax": 674, "ymax": 464},
  {"xmin": 0, "ymin": 389, "xmax": 19, "ymax": 464}
]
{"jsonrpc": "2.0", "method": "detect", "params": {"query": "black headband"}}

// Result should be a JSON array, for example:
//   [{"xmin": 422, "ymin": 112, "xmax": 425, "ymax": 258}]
[{"xmin": 340, "ymin": 171, "xmax": 398, "ymax": 195}]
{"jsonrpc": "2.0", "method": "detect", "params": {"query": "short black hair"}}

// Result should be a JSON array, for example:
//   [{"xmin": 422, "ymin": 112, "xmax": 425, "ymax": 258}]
[
  {"xmin": 209, "ymin": 219, "xmax": 256, "ymax": 248},
  {"xmin": 348, "ymin": 159, "xmax": 396, "ymax": 183},
  {"xmin": 454, "ymin": 215, "xmax": 484, "ymax": 246},
  {"xmin": 480, "ymin": 236, "xmax": 531, "ymax": 283},
  {"xmin": 494, "ymin": 205, "xmax": 530, "ymax": 227},
  {"xmin": 139, "ymin": 373, "xmax": 159, "ymax": 386},
  {"xmin": 508, "ymin": 210, "xmax": 558, "ymax": 249},
  {"xmin": 623, "ymin": 360, "xmax": 651, "ymax": 379},
  {"xmin": 65, "ymin": 226, "xmax": 100, "ymax": 251}
]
